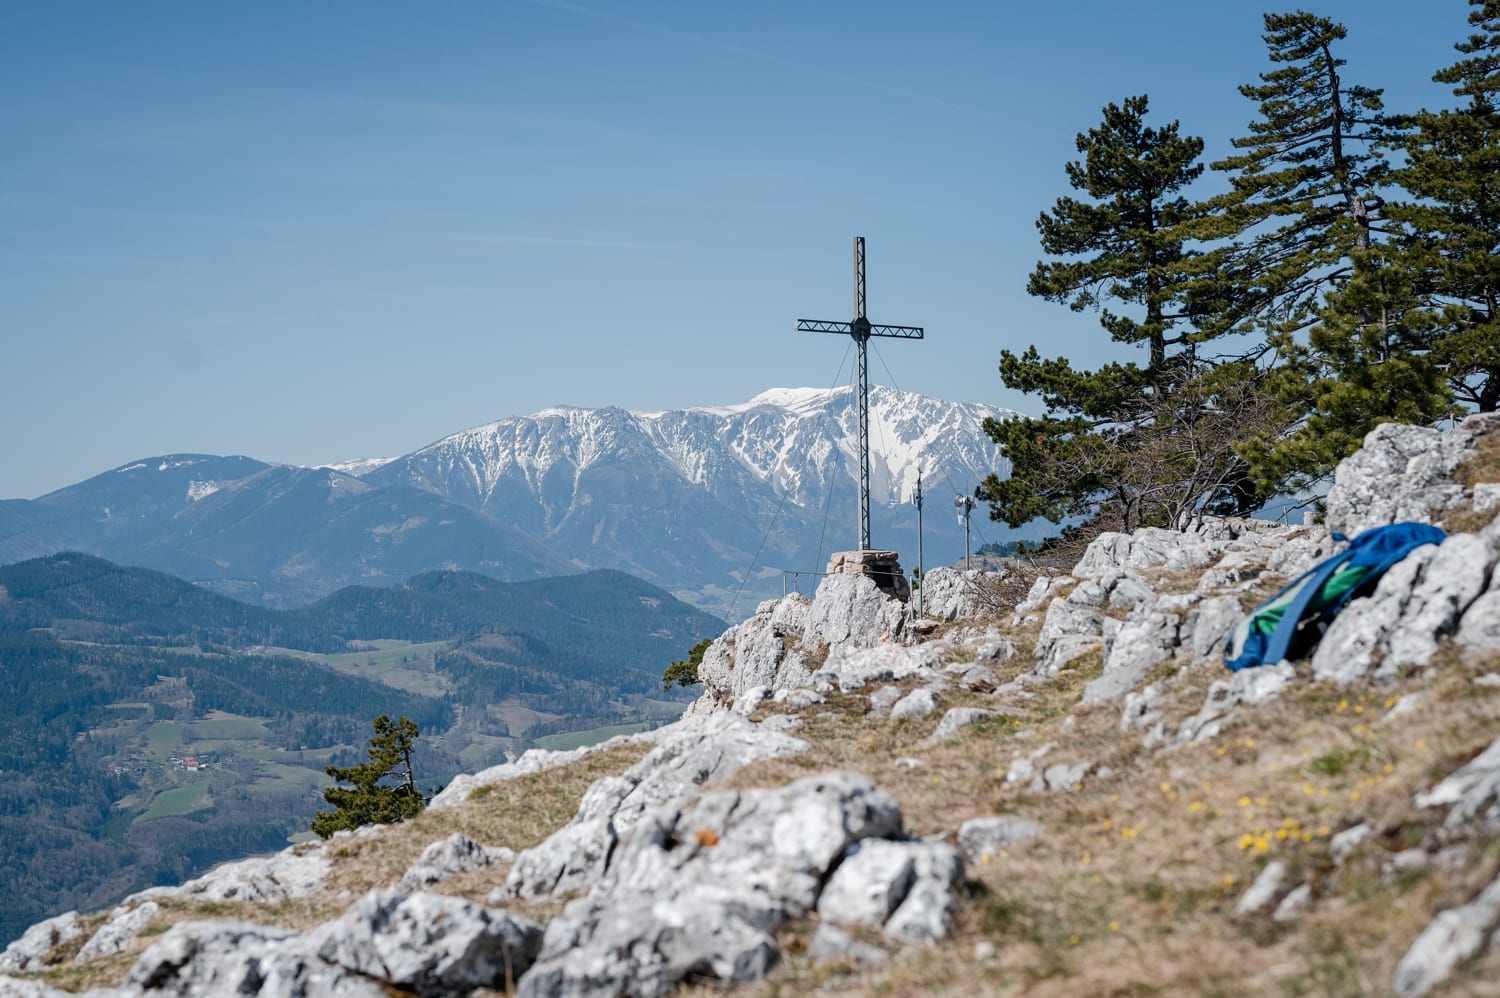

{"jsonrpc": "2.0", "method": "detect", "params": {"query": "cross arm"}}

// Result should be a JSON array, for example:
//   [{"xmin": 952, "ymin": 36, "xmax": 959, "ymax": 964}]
[
  {"xmin": 797, "ymin": 319, "xmax": 853, "ymax": 334},
  {"xmin": 797, "ymin": 319, "xmax": 925, "ymax": 339},
  {"xmin": 867, "ymin": 323, "xmax": 924, "ymax": 339}
]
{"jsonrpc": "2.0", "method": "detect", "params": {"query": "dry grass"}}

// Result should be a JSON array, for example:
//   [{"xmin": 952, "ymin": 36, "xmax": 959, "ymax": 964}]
[
  {"xmin": 1443, "ymin": 428, "xmax": 1500, "ymax": 535},
  {"xmin": 709, "ymin": 624, "xmax": 1500, "ymax": 997},
  {"xmin": 23, "ymin": 569, "xmax": 1500, "ymax": 997},
  {"xmin": 323, "ymin": 743, "xmax": 651, "ymax": 898}
]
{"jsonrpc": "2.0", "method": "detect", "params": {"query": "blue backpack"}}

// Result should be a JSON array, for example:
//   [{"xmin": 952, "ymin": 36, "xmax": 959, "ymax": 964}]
[{"xmin": 1223, "ymin": 521, "xmax": 1447, "ymax": 672}]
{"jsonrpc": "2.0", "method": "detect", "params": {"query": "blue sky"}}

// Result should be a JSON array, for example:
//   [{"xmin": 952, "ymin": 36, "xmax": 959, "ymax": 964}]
[{"xmin": 0, "ymin": 1, "xmax": 1470, "ymax": 498}]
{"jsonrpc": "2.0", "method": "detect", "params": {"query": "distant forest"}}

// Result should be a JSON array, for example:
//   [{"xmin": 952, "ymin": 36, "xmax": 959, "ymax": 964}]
[{"xmin": 0, "ymin": 553, "xmax": 723, "ymax": 943}]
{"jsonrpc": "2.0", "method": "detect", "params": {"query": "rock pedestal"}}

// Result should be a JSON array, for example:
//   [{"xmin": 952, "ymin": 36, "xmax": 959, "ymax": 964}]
[{"xmin": 827, "ymin": 550, "xmax": 911, "ymax": 602}]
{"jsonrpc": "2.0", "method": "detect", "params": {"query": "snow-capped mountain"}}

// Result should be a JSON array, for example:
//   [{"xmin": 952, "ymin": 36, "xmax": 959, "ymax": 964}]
[
  {"xmin": 0, "ymin": 388, "xmax": 1025, "ymax": 612},
  {"xmin": 365, "ymin": 386, "xmax": 1020, "ymax": 609}
]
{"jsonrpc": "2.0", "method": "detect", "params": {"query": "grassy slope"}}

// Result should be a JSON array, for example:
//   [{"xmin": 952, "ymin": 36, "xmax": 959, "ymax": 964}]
[{"xmin": 20, "ymin": 467, "xmax": 1500, "ymax": 995}]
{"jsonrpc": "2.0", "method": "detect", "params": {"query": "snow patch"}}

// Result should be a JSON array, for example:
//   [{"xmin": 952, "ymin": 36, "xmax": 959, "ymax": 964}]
[{"xmin": 186, "ymin": 480, "xmax": 221, "ymax": 502}]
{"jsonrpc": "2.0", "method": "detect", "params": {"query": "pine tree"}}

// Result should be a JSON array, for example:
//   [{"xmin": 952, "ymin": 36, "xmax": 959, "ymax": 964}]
[
  {"xmin": 310, "ymin": 714, "xmax": 424, "ymax": 839},
  {"xmin": 1210, "ymin": 11, "xmax": 1390, "ymax": 328},
  {"xmin": 1386, "ymin": 0, "xmax": 1500, "ymax": 412},
  {"xmin": 981, "ymin": 96, "xmax": 1277, "ymax": 533},
  {"xmin": 1240, "ymin": 247, "xmax": 1456, "ymax": 493}
]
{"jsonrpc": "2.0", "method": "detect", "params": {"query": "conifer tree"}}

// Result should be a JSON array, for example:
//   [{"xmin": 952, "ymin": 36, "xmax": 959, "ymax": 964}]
[
  {"xmin": 1210, "ymin": 11, "xmax": 1390, "ymax": 328},
  {"xmin": 311, "ymin": 714, "xmax": 424, "ymax": 839},
  {"xmin": 1385, "ymin": 0, "xmax": 1500, "ymax": 412},
  {"xmin": 981, "ymin": 96, "xmax": 1275, "ymax": 533}
]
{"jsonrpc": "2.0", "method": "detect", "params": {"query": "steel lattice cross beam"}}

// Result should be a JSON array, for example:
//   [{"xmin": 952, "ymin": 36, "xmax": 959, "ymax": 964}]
[{"xmin": 797, "ymin": 236, "xmax": 925, "ymax": 552}]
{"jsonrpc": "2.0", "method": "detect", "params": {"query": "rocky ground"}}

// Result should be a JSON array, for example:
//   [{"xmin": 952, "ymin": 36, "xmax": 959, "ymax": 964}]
[{"xmin": 5, "ymin": 414, "xmax": 1500, "ymax": 997}]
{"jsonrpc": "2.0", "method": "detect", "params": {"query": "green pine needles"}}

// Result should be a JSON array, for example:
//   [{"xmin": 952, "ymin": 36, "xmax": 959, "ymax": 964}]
[
  {"xmin": 311, "ymin": 714, "xmax": 425, "ymax": 839},
  {"xmin": 985, "ymin": 2, "xmax": 1500, "ymax": 535}
]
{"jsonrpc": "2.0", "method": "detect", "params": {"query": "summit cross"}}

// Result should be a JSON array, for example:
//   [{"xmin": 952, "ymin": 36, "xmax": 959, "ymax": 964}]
[{"xmin": 798, "ymin": 236, "xmax": 925, "ymax": 552}]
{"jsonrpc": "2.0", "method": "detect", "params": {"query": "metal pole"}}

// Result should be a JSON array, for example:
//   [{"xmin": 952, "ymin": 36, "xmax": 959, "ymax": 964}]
[
  {"xmin": 914, "ymin": 469, "xmax": 924, "ymax": 617},
  {"xmin": 853, "ymin": 236, "xmax": 871, "ymax": 552},
  {"xmin": 965, "ymin": 505, "xmax": 971, "ymax": 570}
]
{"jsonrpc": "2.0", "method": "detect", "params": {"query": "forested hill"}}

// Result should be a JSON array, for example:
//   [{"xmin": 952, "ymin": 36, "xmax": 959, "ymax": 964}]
[
  {"xmin": 0, "ymin": 554, "xmax": 723, "ymax": 946},
  {"xmin": 311, "ymin": 567, "xmax": 722, "ymax": 661},
  {"xmin": 0, "ymin": 553, "xmax": 346, "ymax": 651},
  {"xmin": 0, "ymin": 554, "xmax": 725, "ymax": 671}
]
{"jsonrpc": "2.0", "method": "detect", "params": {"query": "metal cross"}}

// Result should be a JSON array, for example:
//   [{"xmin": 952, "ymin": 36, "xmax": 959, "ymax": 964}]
[{"xmin": 798, "ymin": 236, "xmax": 925, "ymax": 552}]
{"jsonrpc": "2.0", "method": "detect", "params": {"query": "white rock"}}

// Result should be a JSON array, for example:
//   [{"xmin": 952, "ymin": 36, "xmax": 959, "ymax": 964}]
[
  {"xmin": 504, "ymin": 714, "xmax": 808, "ymax": 900},
  {"xmin": 881, "ymin": 843, "xmax": 964, "ymax": 944},
  {"xmin": 889, "ymin": 689, "xmax": 939, "ymax": 721},
  {"xmin": 0, "ymin": 911, "xmax": 79, "ymax": 973},
  {"xmin": 1392, "ymin": 872, "xmax": 1500, "ymax": 997},
  {"xmin": 1415, "ymin": 734, "xmax": 1500, "ymax": 829},
  {"xmin": 818, "ymin": 840, "xmax": 918, "ymax": 926},
  {"xmin": 312, "ymin": 889, "xmax": 543, "ymax": 994},
  {"xmin": 806, "ymin": 923, "xmax": 888, "ymax": 969},
  {"xmin": 929, "ymin": 707, "xmax": 995, "ymax": 741},
  {"xmin": 956, "ymin": 817, "xmax": 1042, "ymax": 863},
  {"xmin": 1330, "ymin": 824, "xmax": 1371, "ymax": 866},
  {"xmin": 398, "ymin": 833, "xmax": 513, "ymax": 891},
  {"xmin": 1174, "ymin": 662, "xmax": 1295, "ymax": 746},
  {"xmin": 431, "ymin": 729, "xmax": 663, "ymax": 810},
  {"xmin": 125, "ymin": 920, "xmax": 384, "ymax": 997},
  {"xmin": 868, "ymin": 685, "xmax": 902, "ymax": 716},
  {"xmin": 1326, "ymin": 416, "xmax": 1500, "ymax": 537},
  {"xmin": 1272, "ymin": 883, "xmax": 1312, "ymax": 922},
  {"xmin": 1234, "ymin": 860, "xmax": 1287, "ymax": 915},
  {"xmin": 1082, "ymin": 611, "xmax": 1180, "ymax": 704},
  {"xmin": 75, "ymin": 902, "xmax": 159, "ymax": 962},
  {"xmin": 519, "ymin": 772, "xmax": 910, "ymax": 997}
]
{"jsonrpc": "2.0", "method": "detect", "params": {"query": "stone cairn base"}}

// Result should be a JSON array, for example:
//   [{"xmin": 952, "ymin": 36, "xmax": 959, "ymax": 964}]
[{"xmin": 826, "ymin": 549, "xmax": 911, "ymax": 602}]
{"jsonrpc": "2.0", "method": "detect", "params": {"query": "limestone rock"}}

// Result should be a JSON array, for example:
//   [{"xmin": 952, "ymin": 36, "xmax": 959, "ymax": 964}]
[
  {"xmin": 1234, "ymin": 860, "xmax": 1287, "ymax": 915},
  {"xmin": 920, "ymin": 566, "xmax": 1005, "ymax": 621},
  {"xmin": 806, "ymin": 923, "xmax": 888, "ymax": 969},
  {"xmin": 1189, "ymin": 596, "xmax": 1244, "ymax": 664},
  {"xmin": 889, "ymin": 689, "xmax": 939, "ymax": 722},
  {"xmin": 1415, "ymin": 734, "xmax": 1500, "ymax": 829},
  {"xmin": 1313, "ymin": 534, "xmax": 1490, "ymax": 684},
  {"xmin": 1034, "ymin": 600, "xmax": 1105, "ymax": 675},
  {"xmin": 0, "ymin": 911, "xmax": 80, "ymax": 973},
  {"xmin": 399, "ymin": 833, "xmax": 514, "ymax": 891},
  {"xmin": 431, "ymin": 730, "xmax": 663, "ymax": 810},
  {"xmin": 868, "ymin": 685, "xmax": 902, "ymax": 716},
  {"xmin": 1326, "ymin": 415, "xmax": 1500, "ymax": 537},
  {"xmin": 125, "ymin": 920, "xmax": 383, "ymax": 998},
  {"xmin": 1392, "ymin": 872, "xmax": 1500, "ymax": 997},
  {"xmin": 817, "ymin": 840, "xmax": 918, "ymax": 926},
  {"xmin": 829, "ymin": 642, "xmax": 946, "ymax": 693},
  {"xmin": 929, "ymin": 707, "xmax": 995, "ymax": 741},
  {"xmin": 803, "ymin": 573, "xmax": 908, "ymax": 649},
  {"xmin": 0, "ymin": 978, "xmax": 76, "ymax": 997},
  {"xmin": 1174, "ymin": 662, "xmax": 1295, "ymax": 746},
  {"xmin": 956, "ymin": 817, "xmax": 1042, "ymax": 863},
  {"xmin": 312, "ymin": 889, "xmax": 543, "ymax": 995},
  {"xmin": 881, "ymin": 842, "xmax": 964, "ymax": 944},
  {"xmin": 1458, "ymin": 590, "xmax": 1500, "ymax": 654},
  {"xmin": 1272, "ymin": 883, "xmax": 1312, "ymax": 922},
  {"xmin": 75, "ymin": 902, "xmax": 159, "ymax": 962},
  {"xmin": 518, "ymin": 772, "xmax": 908, "ymax": 998},
  {"xmin": 504, "ymin": 714, "xmax": 808, "ymax": 900},
  {"xmin": 1082, "ymin": 610, "xmax": 1180, "ymax": 704}
]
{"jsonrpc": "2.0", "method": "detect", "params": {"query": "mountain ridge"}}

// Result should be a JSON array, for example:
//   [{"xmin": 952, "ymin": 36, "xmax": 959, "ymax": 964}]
[{"xmin": 0, "ymin": 387, "xmax": 1024, "ymax": 610}]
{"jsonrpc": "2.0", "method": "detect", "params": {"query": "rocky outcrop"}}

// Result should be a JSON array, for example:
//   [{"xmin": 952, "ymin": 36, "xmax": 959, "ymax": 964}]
[
  {"xmin": 112, "ymin": 890, "xmax": 543, "ymax": 998},
  {"xmin": 1325, "ymin": 414, "xmax": 1500, "ymax": 536},
  {"xmin": 518, "ymin": 772, "xmax": 952, "ymax": 998},
  {"xmin": 11, "ymin": 416, "xmax": 1500, "ymax": 998},
  {"xmin": 430, "ymin": 729, "xmax": 665, "ymax": 811},
  {"xmin": 504, "ymin": 714, "xmax": 809, "ymax": 901}
]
